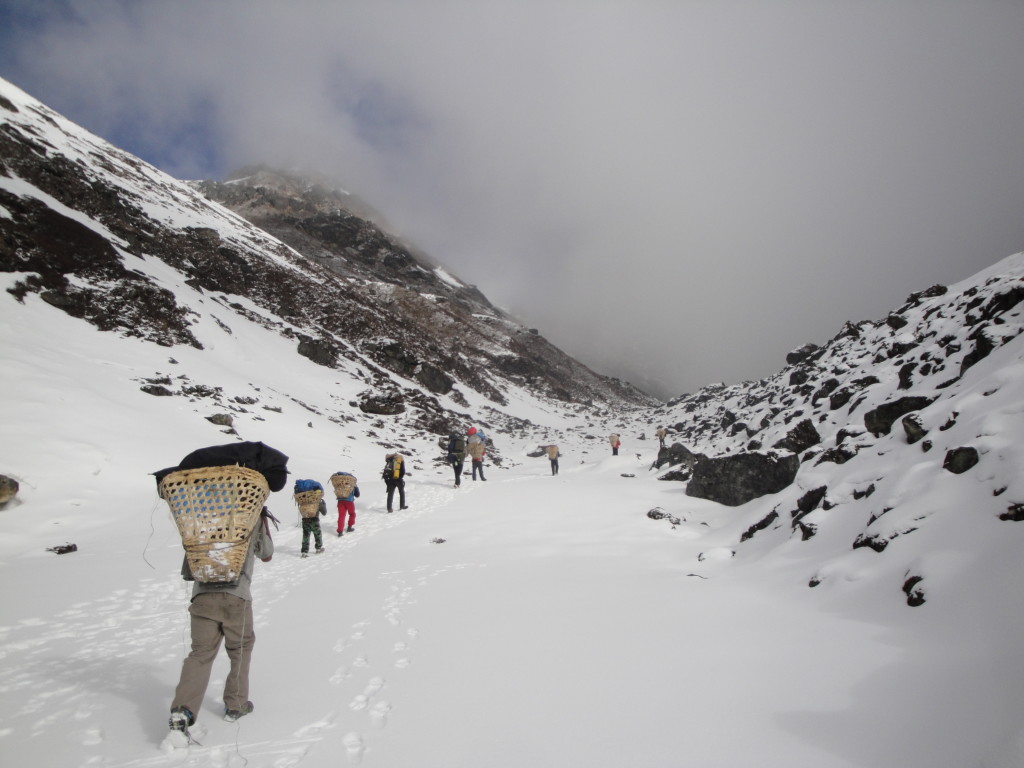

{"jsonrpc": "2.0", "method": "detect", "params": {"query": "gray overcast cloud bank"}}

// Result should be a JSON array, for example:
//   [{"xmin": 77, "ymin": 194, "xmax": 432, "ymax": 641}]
[{"xmin": 2, "ymin": 0, "xmax": 1023, "ymax": 398}]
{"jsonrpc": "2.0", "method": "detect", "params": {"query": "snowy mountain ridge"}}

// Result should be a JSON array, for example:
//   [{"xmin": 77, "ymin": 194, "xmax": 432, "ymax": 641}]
[
  {"xmin": 0, "ymin": 74, "xmax": 653, "ymax": 438},
  {"xmin": 3, "ymin": 75, "xmax": 1024, "ymax": 768}
]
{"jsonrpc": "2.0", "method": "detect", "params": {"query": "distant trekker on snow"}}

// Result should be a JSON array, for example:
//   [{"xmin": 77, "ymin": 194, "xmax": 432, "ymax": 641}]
[
  {"xmin": 546, "ymin": 444, "xmax": 560, "ymax": 475},
  {"xmin": 446, "ymin": 432, "xmax": 466, "ymax": 488},
  {"xmin": 382, "ymin": 453, "xmax": 407, "ymax": 513},
  {"xmin": 655, "ymin": 426, "xmax": 668, "ymax": 447},
  {"xmin": 609, "ymin": 433, "xmax": 620, "ymax": 456},
  {"xmin": 467, "ymin": 427, "xmax": 487, "ymax": 481}
]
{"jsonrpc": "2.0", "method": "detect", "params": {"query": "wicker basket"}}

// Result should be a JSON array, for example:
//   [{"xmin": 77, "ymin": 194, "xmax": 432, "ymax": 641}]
[
  {"xmin": 330, "ymin": 473, "xmax": 358, "ymax": 498},
  {"xmin": 159, "ymin": 465, "xmax": 270, "ymax": 583},
  {"xmin": 294, "ymin": 489, "xmax": 324, "ymax": 518}
]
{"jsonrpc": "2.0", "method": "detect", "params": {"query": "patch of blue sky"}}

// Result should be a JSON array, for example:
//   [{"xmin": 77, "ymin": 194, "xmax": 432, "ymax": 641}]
[
  {"xmin": 327, "ymin": 61, "xmax": 427, "ymax": 155},
  {"xmin": 109, "ymin": 94, "xmax": 227, "ymax": 181}
]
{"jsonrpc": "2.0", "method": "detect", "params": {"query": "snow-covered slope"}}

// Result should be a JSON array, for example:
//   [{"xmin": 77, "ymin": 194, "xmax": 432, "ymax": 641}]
[
  {"xmin": 634, "ymin": 253, "xmax": 1024, "ymax": 608},
  {"xmin": 2, "ymin": 76, "xmax": 1024, "ymax": 768},
  {"xmin": 0, "ymin": 75, "xmax": 653, "ymax": 422}
]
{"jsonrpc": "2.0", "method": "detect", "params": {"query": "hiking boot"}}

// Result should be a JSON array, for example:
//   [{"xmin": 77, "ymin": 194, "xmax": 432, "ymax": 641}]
[
  {"xmin": 315, "ymin": 546, "xmax": 325, "ymax": 554},
  {"xmin": 400, "ymin": 505, "xmax": 409, "ymax": 510},
  {"xmin": 346, "ymin": 525, "xmax": 354, "ymax": 532},
  {"xmin": 169, "ymin": 706, "xmax": 194, "ymax": 731},
  {"xmin": 224, "ymin": 701, "xmax": 254, "ymax": 722},
  {"xmin": 301, "ymin": 551, "xmax": 309, "ymax": 558},
  {"xmin": 337, "ymin": 530, "xmax": 343, "ymax": 537}
]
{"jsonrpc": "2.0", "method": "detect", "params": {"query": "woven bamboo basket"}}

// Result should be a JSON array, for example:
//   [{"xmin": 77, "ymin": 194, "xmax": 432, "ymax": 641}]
[
  {"xmin": 330, "ymin": 473, "xmax": 357, "ymax": 498},
  {"xmin": 294, "ymin": 488, "xmax": 323, "ymax": 518},
  {"xmin": 159, "ymin": 465, "xmax": 270, "ymax": 583}
]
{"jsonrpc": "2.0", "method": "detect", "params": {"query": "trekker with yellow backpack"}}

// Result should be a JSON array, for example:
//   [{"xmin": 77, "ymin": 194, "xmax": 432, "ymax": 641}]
[{"xmin": 382, "ymin": 452, "xmax": 407, "ymax": 513}]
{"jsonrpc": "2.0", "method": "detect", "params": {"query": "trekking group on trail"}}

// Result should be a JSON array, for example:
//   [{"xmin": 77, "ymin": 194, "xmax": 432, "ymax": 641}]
[
  {"xmin": 441, "ymin": 425, "xmax": 491, "ymax": 488},
  {"xmin": 155, "ymin": 422, "xmax": 643, "ymax": 738},
  {"xmin": 155, "ymin": 425, "xmax": 491, "ymax": 738}
]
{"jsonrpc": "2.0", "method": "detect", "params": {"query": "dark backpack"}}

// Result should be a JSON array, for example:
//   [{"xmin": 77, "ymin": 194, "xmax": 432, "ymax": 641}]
[{"xmin": 155, "ymin": 441, "xmax": 290, "ymax": 492}]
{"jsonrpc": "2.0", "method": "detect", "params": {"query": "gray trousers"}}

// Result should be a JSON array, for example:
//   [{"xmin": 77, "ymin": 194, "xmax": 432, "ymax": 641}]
[{"xmin": 172, "ymin": 592, "xmax": 255, "ymax": 718}]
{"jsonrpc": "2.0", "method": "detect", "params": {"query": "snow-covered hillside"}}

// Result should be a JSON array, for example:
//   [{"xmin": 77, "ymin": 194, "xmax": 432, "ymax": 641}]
[
  {"xmin": 5, "ymin": 259, "xmax": 1024, "ymax": 768},
  {"xmin": 0, "ymin": 74, "xmax": 652, "ymax": 421},
  {"xmin": 3, "ymin": 75, "xmax": 1024, "ymax": 767}
]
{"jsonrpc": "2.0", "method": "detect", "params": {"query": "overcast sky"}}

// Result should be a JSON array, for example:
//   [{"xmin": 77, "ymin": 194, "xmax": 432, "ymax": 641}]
[{"xmin": 2, "ymin": 1, "xmax": 1023, "ymax": 398}]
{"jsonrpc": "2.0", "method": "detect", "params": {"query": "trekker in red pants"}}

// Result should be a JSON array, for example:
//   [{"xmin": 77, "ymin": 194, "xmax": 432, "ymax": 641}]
[{"xmin": 329, "ymin": 472, "xmax": 360, "ymax": 536}]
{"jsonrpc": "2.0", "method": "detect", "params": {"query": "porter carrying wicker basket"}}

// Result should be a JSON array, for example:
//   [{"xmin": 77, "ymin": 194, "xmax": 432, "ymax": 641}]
[
  {"xmin": 159, "ymin": 465, "xmax": 270, "ymax": 583},
  {"xmin": 330, "ymin": 473, "xmax": 358, "ymax": 498},
  {"xmin": 294, "ymin": 489, "xmax": 324, "ymax": 519}
]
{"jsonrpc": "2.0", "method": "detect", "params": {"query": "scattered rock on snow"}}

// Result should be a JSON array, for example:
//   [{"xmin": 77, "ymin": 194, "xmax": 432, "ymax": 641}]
[
  {"xmin": 942, "ymin": 446, "xmax": 980, "ymax": 474},
  {"xmin": 902, "ymin": 574, "xmax": 926, "ymax": 607},
  {"xmin": 998, "ymin": 504, "xmax": 1024, "ymax": 522},
  {"xmin": 0, "ymin": 474, "xmax": 19, "ymax": 506},
  {"xmin": 740, "ymin": 509, "xmax": 780, "ymax": 542},
  {"xmin": 863, "ymin": 396, "xmax": 935, "ymax": 436},
  {"xmin": 901, "ymin": 413, "xmax": 928, "ymax": 444}
]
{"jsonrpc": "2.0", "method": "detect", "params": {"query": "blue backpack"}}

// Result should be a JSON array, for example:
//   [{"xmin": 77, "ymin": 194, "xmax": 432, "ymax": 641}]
[{"xmin": 294, "ymin": 478, "xmax": 323, "ymax": 493}]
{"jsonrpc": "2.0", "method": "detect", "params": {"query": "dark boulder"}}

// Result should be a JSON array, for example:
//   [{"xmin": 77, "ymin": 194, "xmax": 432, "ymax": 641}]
[
  {"xmin": 0, "ymin": 474, "xmax": 19, "ymax": 506},
  {"xmin": 999, "ymin": 504, "xmax": 1024, "ymax": 522},
  {"xmin": 960, "ymin": 327, "xmax": 995, "ymax": 376},
  {"xmin": 687, "ymin": 452, "xmax": 800, "ymax": 507},
  {"xmin": 796, "ymin": 486, "xmax": 828, "ymax": 514},
  {"xmin": 942, "ymin": 446, "xmax": 979, "ymax": 474},
  {"xmin": 296, "ymin": 335, "xmax": 339, "ymax": 367},
  {"xmin": 415, "ymin": 362, "xmax": 454, "ymax": 395},
  {"xmin": 901, "ymin": 413, "xmax": 928, "ymax": 444},
  {"xmin": 815, "ymin": 445, "xmax": 859, "ymax": 465},
  {"xmin": 864, "ymin": 396, "xmax": 935, "ymax": 436},
  {"xmin": 786, "ymin": 343, "xmax": 821, "ymax": 366},
  {"xmin": 647, "ymin": 508, "xmax": 681, "ymax": 526},
  {"xmin": 897, "ymin": 362, "xmax": 917, "ymax": 390},
  {"xmin": 655, "ymin": 442, "xmax": 701, "ymax": 470},
  {"xmin": 359, "ymin": 391, "xmax": 406, "ymax": 415},
  {"xmin": 902, "ymin": 575, "xmax": 926, "ymax": 607},
  {"xmin": 886, "ymin": 313, "xmax": 909, "ymax": 330},
  {"xmin": 772, "ymin": 419, "xmax": 821, "ymax": 454}
]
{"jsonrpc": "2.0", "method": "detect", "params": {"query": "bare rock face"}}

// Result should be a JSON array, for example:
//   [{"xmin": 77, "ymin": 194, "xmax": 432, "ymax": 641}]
[
  {"xmin": 0, "ymin": 474, "xmax": 19, "ymax": 506},
  {"xmin": 686, "ymin": 452, "xmax": 800, "ymax": 507}
]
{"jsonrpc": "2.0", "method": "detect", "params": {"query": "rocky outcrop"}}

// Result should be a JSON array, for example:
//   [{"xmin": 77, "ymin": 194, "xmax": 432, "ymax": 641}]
[
  {"xmin": 772, "ymin": 418, "xmax": 821, "ymax": 454},
  {"xmin": 654, "ymin": 442, "xmax": 702, "ymax": 470},
  {"xmin": 863, "ymin": 397, "xmax": 935, "ymax": 437},
  {"xmin": 686, "ymin": 452, "xmax": 800, "ymax": 507}
]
